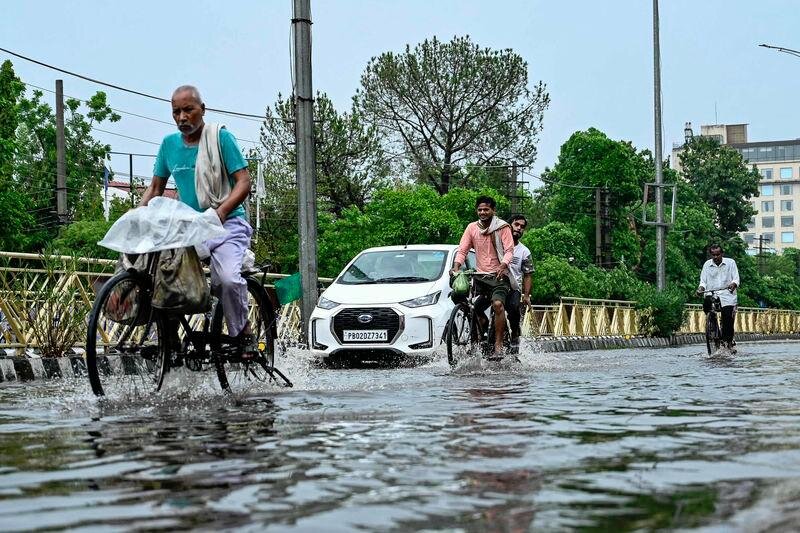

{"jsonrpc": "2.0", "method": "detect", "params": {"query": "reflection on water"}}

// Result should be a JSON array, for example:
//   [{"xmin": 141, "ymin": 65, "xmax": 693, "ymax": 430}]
[{"xmin": 2, "ymin": 342, "xmax": 800, "ymax": 530}]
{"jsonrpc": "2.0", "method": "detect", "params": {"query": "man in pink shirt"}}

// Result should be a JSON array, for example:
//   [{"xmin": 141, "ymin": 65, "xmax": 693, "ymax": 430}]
[{"xmin": 450, "ymin": 195, "xmax": 515, "ymax": 355}]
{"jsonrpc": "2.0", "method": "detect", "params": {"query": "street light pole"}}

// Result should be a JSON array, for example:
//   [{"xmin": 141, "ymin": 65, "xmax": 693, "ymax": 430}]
[
  {"xmin": 759, "ymin": 43, "xmax": 800, "ymax": 59},
  {"xmin": 653, "ymin": 0, "xmax": 666, "ymax": 291}
]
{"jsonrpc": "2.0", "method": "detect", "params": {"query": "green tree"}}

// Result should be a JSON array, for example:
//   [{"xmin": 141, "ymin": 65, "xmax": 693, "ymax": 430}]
[
  {"xmin": 636, "ymin": 284, "xmax": 687, "ymax": 337},
  {"xmin": 537, "ymin": 128, "xmax": 654, "ymax": 267},
  {"xmin": 308, "ymin": 185, "xmax": 510, "ymax": 278},
  {"xmin": 522, "ymin": 221, "xmax": 591, "ymax": 267},
  {"xmin": 259, "ymin": 91, "xmax": 389, "ymax": 216},
  {"xmin": 678, "ymin": 135, "xmax": 759, "ymax": 239},
  {"xmin": 0, "ymin": 60, "xmax": 121, "ymax": 252},
  {"xmin": 355, "ymin": 35, "xmax": 550, "ymax": 194},
  {"xmin": 0, "ymin": 60, "xmax": 24, "ymax": 182},
  {"xmin": 531, "ymin": 256, "xmax": 588, "ymax": 303},
  {"xmin": 51, "ymin": 219, "xmax": 115, "ymax": 259}
]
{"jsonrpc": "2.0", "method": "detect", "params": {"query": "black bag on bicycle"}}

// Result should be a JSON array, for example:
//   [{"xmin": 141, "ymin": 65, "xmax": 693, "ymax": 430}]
[
  {"xmin": 151, "ymin": 246, "xmax": 211, "ymax": 314},
  {"xmin": 104, "ymin": 253, "xmax": 150, "ymax": 325}
]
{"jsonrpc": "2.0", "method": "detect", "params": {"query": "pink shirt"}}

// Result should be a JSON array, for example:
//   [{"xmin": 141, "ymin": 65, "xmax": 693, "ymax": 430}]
[{"xmin": 455, "ymin": 221, "xmax": 515, "ymax": 273}]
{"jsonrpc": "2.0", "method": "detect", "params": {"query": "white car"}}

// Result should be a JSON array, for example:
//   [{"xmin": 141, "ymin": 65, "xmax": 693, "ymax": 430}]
[{"xmin": 309, "ymin": 244, "xmax": 476, "ymax": 366}]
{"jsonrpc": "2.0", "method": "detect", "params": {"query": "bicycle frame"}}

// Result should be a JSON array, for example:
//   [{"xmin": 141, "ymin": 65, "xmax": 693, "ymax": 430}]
[
  {"xmin": 453, "ymin": 271, "xmax": 511, "ymax": 356},
  {"xmin": 105, "ymin": 251, "xmax": 292, "ymax": 387},
  {"xmin": 701, "ymin": 287, "xmax": 729, "ymax": 355}
]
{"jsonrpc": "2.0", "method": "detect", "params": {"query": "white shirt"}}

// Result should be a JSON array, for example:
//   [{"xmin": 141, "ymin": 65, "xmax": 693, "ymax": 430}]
[
  {"xmin": 699, "ymin": 257, "xmax": 740, "ymax": 307},
  {"xmin": 508, "ymin": 242, "xmax": 533, "ymax": 293}
]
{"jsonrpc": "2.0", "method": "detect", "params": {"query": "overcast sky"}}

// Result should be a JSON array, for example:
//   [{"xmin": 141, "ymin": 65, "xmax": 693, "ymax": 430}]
[{"xmin": 2, "ymin": 0, "xmax": 799, "ymax": 187}]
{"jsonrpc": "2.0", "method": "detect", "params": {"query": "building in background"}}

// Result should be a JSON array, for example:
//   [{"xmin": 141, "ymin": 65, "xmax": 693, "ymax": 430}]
[{"xmin": 672, "ymin": 123, "xmax": 800, "ymax": 255}]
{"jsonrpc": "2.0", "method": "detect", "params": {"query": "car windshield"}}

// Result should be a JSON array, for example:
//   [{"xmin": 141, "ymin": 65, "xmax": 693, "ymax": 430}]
[{"xmin": 338, "ymin": 250, "xmax": 448, "ymax": 285}]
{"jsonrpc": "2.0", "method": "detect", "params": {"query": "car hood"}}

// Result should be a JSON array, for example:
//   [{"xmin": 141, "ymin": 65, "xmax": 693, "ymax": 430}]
[{"xmin": 322, "ymin": 280, "xmax": 443, "ymax": 305}]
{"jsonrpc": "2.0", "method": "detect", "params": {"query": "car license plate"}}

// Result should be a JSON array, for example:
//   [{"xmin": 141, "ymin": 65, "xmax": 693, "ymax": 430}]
[{"xmin": 343, "ymin": 329, "xmax": 388, "ymax": 342}]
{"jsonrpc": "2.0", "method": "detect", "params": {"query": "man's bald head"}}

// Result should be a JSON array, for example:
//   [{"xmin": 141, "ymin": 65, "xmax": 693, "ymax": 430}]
[
  {"xmin": 171, "ymin": 85, "xmax": 205, "ymax": 138},
  {"xmin": 172, "ymin": 85, "xmax": 203, "ymax": 105}
]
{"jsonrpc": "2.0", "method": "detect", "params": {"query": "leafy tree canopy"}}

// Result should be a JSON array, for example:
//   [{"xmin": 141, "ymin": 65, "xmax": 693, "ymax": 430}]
[
  {"xmin": 679, "ymin": 135, "xmax": 759, "ymax": 238},
  {"xmin": 355, "ymin": 35, "xmax": 549, "ymax": 194}
]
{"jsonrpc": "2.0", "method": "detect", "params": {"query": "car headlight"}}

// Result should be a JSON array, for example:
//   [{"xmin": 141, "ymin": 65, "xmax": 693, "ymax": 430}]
[
  {"xmin": 400, "ymin": 291, "xmax": 441, "ymax": 308},
  {"xmin": 316, "ymin": 296, "xmax": 340, "ymax": 310}
]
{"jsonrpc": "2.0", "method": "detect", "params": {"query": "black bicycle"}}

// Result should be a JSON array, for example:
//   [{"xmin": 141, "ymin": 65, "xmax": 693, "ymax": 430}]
[
  {"xmin": 445, "ymin": 270, "xmax": 512, "ymax": 367},
  {"xmin": 701, "ymin": 287, "xmax": 730, "ymax": 355},
  {"xmin": 85, "ymin": 251, "xmax": 292, "ymax": 397}
]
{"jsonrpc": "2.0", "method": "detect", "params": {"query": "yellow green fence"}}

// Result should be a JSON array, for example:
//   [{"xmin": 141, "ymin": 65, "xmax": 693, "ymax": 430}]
[
  {"xmin": 2, "ymin": 252, "xmax": 800, "ymax": 353},
  {"xmin": 0, "ymin": 252, "xmax": 314, "ymax": 354},
  {"xmin": 520, "ymin": 297, "xmax": 800, "ymax": 337}
]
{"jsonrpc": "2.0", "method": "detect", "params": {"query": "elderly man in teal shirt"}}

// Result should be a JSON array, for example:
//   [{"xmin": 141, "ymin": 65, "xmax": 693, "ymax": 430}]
[{"xmin": 140, "ymin": 85, "xmax": 256, "ymax": 354}]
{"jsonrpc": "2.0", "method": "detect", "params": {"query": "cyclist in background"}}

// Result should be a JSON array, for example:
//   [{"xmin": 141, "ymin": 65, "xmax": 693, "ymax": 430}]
[{"xmin": 697, "ymin": 244, "xmax": 740, "ymax": 352}]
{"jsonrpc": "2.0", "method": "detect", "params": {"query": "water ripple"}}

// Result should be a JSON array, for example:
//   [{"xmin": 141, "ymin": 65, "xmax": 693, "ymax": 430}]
[{"xmin": 1, "ymin": 342, "xmax": 800, "ymax": 530}]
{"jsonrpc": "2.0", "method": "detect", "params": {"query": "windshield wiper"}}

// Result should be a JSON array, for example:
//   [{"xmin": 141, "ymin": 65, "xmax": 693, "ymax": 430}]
[{"xmin": 372, "ymin": 276, "xmax": 430, "ymax": 283}]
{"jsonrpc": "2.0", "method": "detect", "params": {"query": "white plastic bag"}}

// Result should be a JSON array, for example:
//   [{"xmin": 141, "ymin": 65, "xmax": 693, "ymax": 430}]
[{"xmin": 98, "ymin": 197, "xmax": 228, "ymax": 254}]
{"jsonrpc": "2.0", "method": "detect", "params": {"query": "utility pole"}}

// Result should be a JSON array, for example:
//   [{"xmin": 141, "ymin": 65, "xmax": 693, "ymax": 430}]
[
  {"xmin": 255, "ymin": 161, "xmax": 263, "ymax": 244},
  {"xmin": 293, "ymin": 0, "xmax": 318, "ymax": 343},
  {"xmin": 602, "ymin": 187, "xmax": 612, "ymax": 267},
  {"xmin": 757, "ymin": 234, "xmax": 771, "ymax": 273},
  {"xmin": 652, "ymin": 0, "xmax": 666, "ymax": 290},
  {"xmin": 595, "ymin": 188, "xmax": 602, "ymax": 266},
  {"xmin": 510, "ymin": 162, "xmax": 519, "ymax": 214},
  {"xmin": 595, "ymin": 187, "xmax": 613, "ymax": 268},
  {"xmin": 55, "ymin": 79, "xmax": 67, "ymax": 223},
  {"xmin": 129, "ymin": 153, "xmax": 135, "ymax": 207}
]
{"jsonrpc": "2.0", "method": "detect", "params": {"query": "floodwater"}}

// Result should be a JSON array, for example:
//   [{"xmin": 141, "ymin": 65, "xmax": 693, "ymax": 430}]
[{"xmin": 2, "ymin": 341, "xmax": 800, "ymax": 531}]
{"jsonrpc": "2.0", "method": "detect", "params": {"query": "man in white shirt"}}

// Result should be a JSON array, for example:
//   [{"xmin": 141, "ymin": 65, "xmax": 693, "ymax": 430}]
[
  {"xmin": 506, "ymin": 215, "xmax": 533, "ymax": 352},
  {"xmin": 697, "ymin": 244, "xmax": 740, "ymax": 350}
]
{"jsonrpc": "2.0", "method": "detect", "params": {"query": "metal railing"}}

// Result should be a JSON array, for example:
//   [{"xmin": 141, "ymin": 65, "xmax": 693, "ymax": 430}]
[
  {"xmin": 2, "ymin": 251, "xmax": 800, "ymax": 353},
  {"xmin": 0, "ymin": 251, "xmax": 331, "ymax": 354}
]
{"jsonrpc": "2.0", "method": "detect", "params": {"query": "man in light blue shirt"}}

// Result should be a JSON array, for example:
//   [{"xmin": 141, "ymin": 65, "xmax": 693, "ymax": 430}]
[{"xmin": 140, "ymin": 85, "xmax": 256, "ymax": 354}]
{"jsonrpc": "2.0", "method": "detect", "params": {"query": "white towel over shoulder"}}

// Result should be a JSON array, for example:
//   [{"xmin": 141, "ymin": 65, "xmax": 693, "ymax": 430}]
[{"xmin": 195, "ymin": 123, "xmax": 231, "ymax": 209}]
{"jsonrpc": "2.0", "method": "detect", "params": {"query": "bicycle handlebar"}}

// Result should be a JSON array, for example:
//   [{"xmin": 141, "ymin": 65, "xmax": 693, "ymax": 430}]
[
  {"xmin": 452, "ymin": 269, "xmax": 497, "ymax": 276},
  {"xmin": 700, "ymin": 286, "xmax": 733, "ymax": 295}
]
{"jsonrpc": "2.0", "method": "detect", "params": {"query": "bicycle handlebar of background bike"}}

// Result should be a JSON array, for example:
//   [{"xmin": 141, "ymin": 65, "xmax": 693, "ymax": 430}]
[{"xmin": 700, "ymin": 286, "xmax": 735, "ymax": 295}]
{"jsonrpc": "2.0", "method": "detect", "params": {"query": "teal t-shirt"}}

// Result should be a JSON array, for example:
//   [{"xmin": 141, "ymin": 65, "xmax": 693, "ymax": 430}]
[{"xmin": 153, "ymin": 128, "xmax": 248, "ymax": 219}]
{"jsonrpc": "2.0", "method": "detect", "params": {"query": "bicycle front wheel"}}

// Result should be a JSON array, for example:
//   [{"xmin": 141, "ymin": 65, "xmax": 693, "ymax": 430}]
[
  {"xmin": 446, "ymin": 303, "xmax": 477, "ymax": 367},
  {"xmin": 705, "ymin": 312, "xmax": 720, "ymax": 355},
  {"xmin": 211, "ymin": 279, "xmax": 277, "ymax": 393},
  {"xmin": 86, "ymin": 271, "xmax": 169, "ymax": 397}
]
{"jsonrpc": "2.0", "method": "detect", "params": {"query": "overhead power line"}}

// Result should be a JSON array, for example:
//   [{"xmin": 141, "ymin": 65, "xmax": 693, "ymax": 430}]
[
  {"xmin": 0, "ymin": 46, "xmax": 275, "ymax": 121},
  {"xmin": 522, "ymin": 170, "xmax": 599, "ymax": 190},
  {"xmin": 22, "ymin": 81, "xmax": 262, "ymax": 146},
  {"xmin": 91, "ymin": 127, "xmax": 161, "ymax": 146}
]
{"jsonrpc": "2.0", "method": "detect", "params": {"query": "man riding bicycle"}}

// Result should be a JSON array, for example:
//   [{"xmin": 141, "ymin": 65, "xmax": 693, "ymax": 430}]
[
  {"xmin": 140, "ymin": 85, "xmax": 256, "ymax": 356},
  {"xmin": 450, "ymin": 195, "xmax": 515, "ymax": 355},
  {"xmin": 697, "ymin": 244, "xmax": 740, "ymax": 352}
]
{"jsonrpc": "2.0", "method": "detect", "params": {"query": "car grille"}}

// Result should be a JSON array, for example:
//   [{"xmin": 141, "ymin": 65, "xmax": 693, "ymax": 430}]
[{"xmin": 332, "ymin": 307, "xmax": 401, "ymax": 344}]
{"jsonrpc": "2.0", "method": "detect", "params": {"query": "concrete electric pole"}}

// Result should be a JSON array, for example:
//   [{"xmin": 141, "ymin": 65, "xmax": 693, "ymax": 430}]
[
  {"xmin": 652, "ymin": 0, "xmax": 666, "ymax": 290},
  {"xmin": 293, "ymin": 0, "xmax": 319, "ymax": 343},
  {"xmin": 55, "ymin": 79, "xmax": 67, "ymax": 223}
]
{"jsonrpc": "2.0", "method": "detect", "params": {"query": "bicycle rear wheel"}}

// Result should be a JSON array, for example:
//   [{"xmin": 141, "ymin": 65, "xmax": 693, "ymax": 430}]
[
  {"xmin": 446, "ymin": 303, "xmax": 478, "ymax": 367},
  {"xmin": 86, "ymin": 271, "xmax": 169, "ymax": 397},
  {"xmin": 211, "ymin": 278, "xmax": 277, "ymax": 393},
  {"xmin": 705, "ymin": 312, "xmax": 720, "ymax": 355}
]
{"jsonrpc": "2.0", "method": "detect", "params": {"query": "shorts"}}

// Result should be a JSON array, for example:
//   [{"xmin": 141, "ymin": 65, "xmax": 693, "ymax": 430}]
[{"xmin": 474, "ymin": 274, "xmax": 511, "ymax": 304}]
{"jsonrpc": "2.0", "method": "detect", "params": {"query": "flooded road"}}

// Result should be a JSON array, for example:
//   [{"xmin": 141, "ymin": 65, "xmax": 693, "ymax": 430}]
[{"xmin": 2, "ymin": 341, "xmax": 800, "ymax": 531}]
